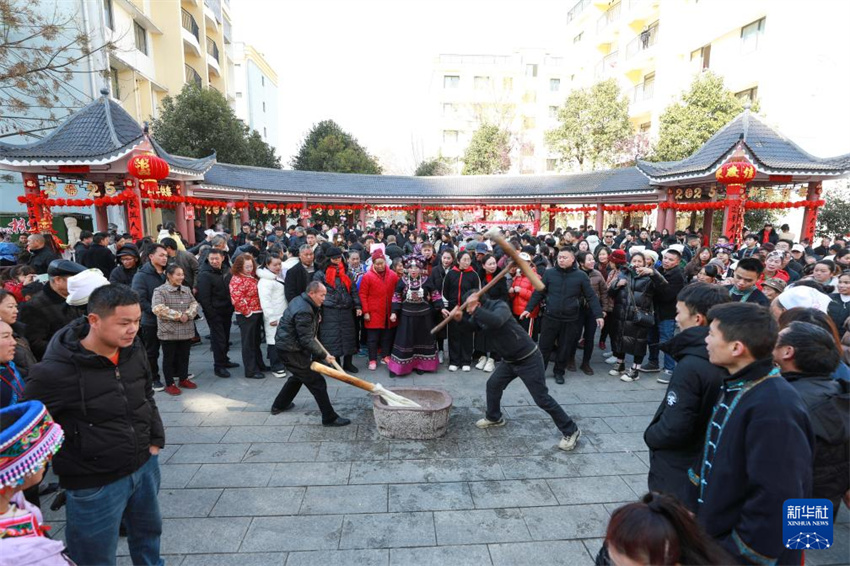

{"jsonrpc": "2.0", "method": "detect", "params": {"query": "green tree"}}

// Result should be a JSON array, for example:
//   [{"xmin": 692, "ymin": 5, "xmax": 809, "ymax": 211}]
[
  {"xmin": 816, "ymin": 183, "xmax": 850, "ymax": 237},
  {"xmin": 651, "ymin": 72, "xmax": 750, "ymax": 162},
  {"xmin": 462, "ymin": 124, "xmax": 511, "ymax": 175},
  {"xmin": 415, "ymin": 157, "xmax": 452, "ymax": 176},
  {"xmin": 291, "ymin": 120, "xmax": 382, "ymax": 174},
  {"xmin": 151, "ymin": 84, "xmax": 280, "ymax": 167},
  {"xmin": 545, "ymin": 78, "xmax": 632, "ymax": 171}
]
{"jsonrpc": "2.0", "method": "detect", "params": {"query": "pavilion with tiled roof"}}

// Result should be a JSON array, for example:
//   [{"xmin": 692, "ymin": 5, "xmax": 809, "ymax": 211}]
[{"xmin": 1, "ymin": 92, "xmax": 849, "ymax": 243}]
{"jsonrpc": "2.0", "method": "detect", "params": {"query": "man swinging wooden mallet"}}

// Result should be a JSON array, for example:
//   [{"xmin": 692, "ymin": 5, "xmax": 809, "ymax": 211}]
[{"xmin": 452, "ymin": 289, "xmax": 582, "ymax": 451}]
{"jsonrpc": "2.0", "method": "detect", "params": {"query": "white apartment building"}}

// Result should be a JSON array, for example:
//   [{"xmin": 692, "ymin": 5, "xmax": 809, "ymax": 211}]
[
  {"xmin": 232, "ymin": 43, "xmax": 280, "ymax": 152},
  {"xmin": 427, "ymin": 49, "xmax": 568, "ymax": 175},
  {"xmin": 563, "ymin": 0, "xmax": 850, "ymax": 158}
]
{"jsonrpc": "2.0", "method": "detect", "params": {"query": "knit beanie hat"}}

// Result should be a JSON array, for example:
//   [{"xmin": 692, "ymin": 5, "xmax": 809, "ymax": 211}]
[
  {"xmin": 610, "ymin": 249, "xmax": 627, "ymax": 265},
  {"xmin": 0, "ymin": 401, "xmax": 64, "ymax": 488},
  {"xmin": 66, "ymin": 268, "xmax": 110, "ymax": 307}
]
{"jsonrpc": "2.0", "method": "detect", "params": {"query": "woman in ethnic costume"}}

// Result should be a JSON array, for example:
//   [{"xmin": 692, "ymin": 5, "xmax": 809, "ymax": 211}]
[{"xmin": 387, "ymin": 256, "xmax": 441, "ymax": 377}]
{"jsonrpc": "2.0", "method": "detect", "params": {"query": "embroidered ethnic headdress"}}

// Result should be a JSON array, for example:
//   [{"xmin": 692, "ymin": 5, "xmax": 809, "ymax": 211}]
[{"xmin": 0, "ymin": 401, "xmax": 64, "ymax": 488}]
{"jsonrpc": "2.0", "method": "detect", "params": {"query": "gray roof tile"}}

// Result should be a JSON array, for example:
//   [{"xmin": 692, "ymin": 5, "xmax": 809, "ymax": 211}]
[{"xmin": 201, "ymin": 163, "xmax": 653, "ymax": 200}]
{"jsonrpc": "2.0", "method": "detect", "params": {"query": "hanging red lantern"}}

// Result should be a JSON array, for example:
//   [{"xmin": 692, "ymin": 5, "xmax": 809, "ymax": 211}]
[{"xmin": 128, "ymin": 153, "xmax": 169, "ymax": 182}]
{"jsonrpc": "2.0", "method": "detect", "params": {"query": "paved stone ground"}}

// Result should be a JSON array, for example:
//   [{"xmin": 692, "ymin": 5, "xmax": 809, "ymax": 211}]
[{"xmin": 41, "ymin": 324, "xmax": 849, "ymax": 565}]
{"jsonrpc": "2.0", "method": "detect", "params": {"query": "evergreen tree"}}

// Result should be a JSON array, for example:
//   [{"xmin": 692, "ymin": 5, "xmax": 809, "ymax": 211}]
[
  {"xmin": 462, "ymin": 124, "xmax": 511, "ymax": 175},
  {"xmin": 291, "ymin": 120, "xmax": 382, "ymax": 174}
]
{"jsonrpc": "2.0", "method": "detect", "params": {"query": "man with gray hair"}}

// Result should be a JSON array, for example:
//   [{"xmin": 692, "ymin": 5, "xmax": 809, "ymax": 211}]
[
  {"xmin": 271, "ymin": 281, "xmax": 350, "ymax": 426},
  {"xmin": 26, "ymin": 233, "xmax": 60, "ymax": 275}
]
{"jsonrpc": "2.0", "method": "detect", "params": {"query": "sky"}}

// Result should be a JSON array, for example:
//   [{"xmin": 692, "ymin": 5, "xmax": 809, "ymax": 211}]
[{"xmin": 231, "ymin": 0, "xmax": 568, "ymax": 173}]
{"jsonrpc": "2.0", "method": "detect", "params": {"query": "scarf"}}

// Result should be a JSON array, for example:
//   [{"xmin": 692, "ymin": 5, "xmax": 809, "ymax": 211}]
[{"xmin": 325, "ymin": 266, "xmax": 351, "ymax": 292}]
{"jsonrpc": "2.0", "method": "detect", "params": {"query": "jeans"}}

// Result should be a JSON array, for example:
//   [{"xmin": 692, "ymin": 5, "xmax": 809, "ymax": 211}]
[
  {"xmin": 268, "ymin": 343, "xmax": 285, "ymax": 372},
  {"xmin": 485, "ymin": 350, "xmax": 578, "ymax": 437},
  {"xmin": 161, "ymin": 339, "xmax": 191, "ymax": 386},
  {"xmin": 65, "ymin": 454, "xmax": 163, "ymax": 566},
  {"xmin": 648, "ymin": 318, "xmax": 677, "ymax": 371},
  {"xmin": 570, "ymin": 308, "xmax": 598, "ymax": 366},
  {"xmin": 207, "ymin": 312, "xmax": 233, "ymax": 369},
  {"xmin": 538, "ymin": 315, "xmax": 578, "ymax": 377},
  {"xmin": 236, "ymin": 312, "xmax": 264, "ymax": 375},
  {"xmin": 140, "ymin": 325, "xmax": 161, "ymax": 381}
]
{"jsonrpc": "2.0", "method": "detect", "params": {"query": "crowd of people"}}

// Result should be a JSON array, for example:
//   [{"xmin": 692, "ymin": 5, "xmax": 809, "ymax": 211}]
[{"xmin": 0, "ymin": 216, "xmax": 848, "ymax": 565}]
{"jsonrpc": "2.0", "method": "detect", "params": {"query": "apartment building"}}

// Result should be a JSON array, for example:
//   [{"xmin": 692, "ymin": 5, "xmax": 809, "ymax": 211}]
[
  {"xmin": 232, "ymin": 43, "xmax": 280, "ymax": 153},
  {"xmin": 95, "ymin": 0, "xmax": 237, "ymax": 124},
  {"xmin": 427, "ymin": 49, "xmax": 568, "ymax": 175},
  {"xmin": 563, "ymin": 0, "xmax": 850, "ymax": 157}
]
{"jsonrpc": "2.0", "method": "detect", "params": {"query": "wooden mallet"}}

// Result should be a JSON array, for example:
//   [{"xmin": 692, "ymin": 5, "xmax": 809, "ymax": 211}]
[
  {"xmin": 430, "ymin": 261, "xmax": 514, "ymax": 335},
  {"xmin": 484, "ymin": 227, "xmax": 545, "ymax": 291}
]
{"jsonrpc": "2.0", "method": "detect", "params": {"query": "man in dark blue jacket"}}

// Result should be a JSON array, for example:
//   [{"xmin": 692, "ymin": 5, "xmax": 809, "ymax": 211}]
[
  {"xmin": 695, "ymin": 303, "xmax": 813, "ymax": 565},
  {"xmin": 644, "ymin": 283, "xmax": 729, "ymax": 510},
  {"xmin": 461, "ymin": 292, "xmax": 582, "ymax": 451},
  {"xmin": 131, "ymin": 243, "xmax": 167, "ymax": 390}
]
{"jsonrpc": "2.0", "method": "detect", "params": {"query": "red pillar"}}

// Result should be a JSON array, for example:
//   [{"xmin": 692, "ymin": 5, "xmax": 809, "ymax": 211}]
[
  {"xmin": 533, "ymin": 204, "xmax": 542, "ymax": 234},
  {"xmin": 183, "ymin": 185, "xmax": 196, "ymax": 245},
  {"xmin": 702, "ymin": 209, "xmax": 714, "ymax": 243},
  {"xmin": 359, "ymin": 206, "xmax": 367, "ymax": 229},
  {"xmin": 548, "ymin": 203, "xmax": 555, "ymax": 232},
  {"xmin": 801, "ymin": 182, "xmax": 823, "ymax": 243},
  {"xmin": 623, "ymin": 213, "xmax": 632, "ymax": 230},
  {"xmin": 94, "ymin": 204, "xmax": 109, "ymax": 232},
  {"xmin": 595, "ymin": 203, "xmax": 604, "ymax": 233},
  {"xmin": 22, "ymin": 173, "xmax": 42, "ymax": 233},
  {"xmin": 415, "ymin": 207, "xmax": 423, "ymax": 230},
  {"xmin": 240, "ymin": 204, "xmax": 249, "ymax": 224},
  {"xmin": 722, "ymin": 184, "xmax": 746, "ymax": 243},
  {"xmin": 123, "ymin": 179, "xmax": 144, "ymax": 241},
  {"xmin": 664, "ymin": 190, "xmax": 676, "ymax": 234}
]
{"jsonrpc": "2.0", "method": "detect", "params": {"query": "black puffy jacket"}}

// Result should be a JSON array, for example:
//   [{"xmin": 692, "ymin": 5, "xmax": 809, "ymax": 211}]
[
  {"xmin": 24, "ymin": 318, "xmax": 165, "ymax": 490},
  {"xmin": 313, "ymin": 269, "xmax": 361, "ymax": 357},
  {"xmin": 525, "ymin": 264, "xmax": 602, "ymax": 321},
  {"xmin": 19, "ymin": 282, "xmax": 83, "ymax": 360},
  {"xmin": 275, "ymin": 292, "xmax": 325, "ymax": 368},
  {"xmin": 464, "ymin": 298, "xmax": 537, "ymax": 363},
  {"xmin": 131, "ymin": 262, "xmax": 165, "ymax": 326},
  {"xmin": 653, "ymin": 266, "xmax": 685, "ymax": 320},
  {"xmin": 195, "ymin": 261, "xmax": 234, "ymax": 318},
  {"xmin": 608, "ymin": 267, "xmax": 667, "ymax": 357},
  {"xmin": 644, "ymin": 326, "xmax": 728, "ymax": 510},
  {"xmin": 27, "ymin": 246, "xmax": 60, "ymax": 275},
  {"xmin": 784, "ymin": 372, "xmax": 850, "ymax": 508}
]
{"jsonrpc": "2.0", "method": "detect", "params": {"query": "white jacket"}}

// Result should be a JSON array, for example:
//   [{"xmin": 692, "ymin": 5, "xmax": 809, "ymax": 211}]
[{"xmin": 257, "ymin": 267, "xmax": 287, "ymax": 345}]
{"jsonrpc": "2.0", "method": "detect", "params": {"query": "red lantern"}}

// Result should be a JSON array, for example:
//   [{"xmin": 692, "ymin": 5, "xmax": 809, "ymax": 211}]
[
  {"xmin": 127, "ymin": 154, "xmax": 170, "ymax": 183},
  {"xmin": 716, "ymin": 160, "xmax": 756, "ymax": 185}
]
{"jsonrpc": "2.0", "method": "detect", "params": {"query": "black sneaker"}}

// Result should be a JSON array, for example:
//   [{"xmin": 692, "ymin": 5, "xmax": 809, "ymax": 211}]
[
  {"xmin": 620, "ymin": 368, "xmax": 641, "ymax": 382},
  {"xmin": 214, "ymin": 368, "xmax": 231, "ymax": 378},
  {"xmin": 152, "ymin": 380, "xmax": 165, "ymax": 392},
  {"xmin": 554, "ymin": 374, "xmax": 565, "ymax": 384},
  {"xmin": 657, "ymin": 370, "xmax": 672, "ymax": 384},
  {"xmin": 640, "ymin": 362, "xmax": 660, "ymax": 372}
]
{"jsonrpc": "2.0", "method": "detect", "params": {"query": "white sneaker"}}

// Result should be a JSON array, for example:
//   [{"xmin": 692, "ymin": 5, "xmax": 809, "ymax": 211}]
[
  {"xmin": 620, "ymin": 368, "xmax": 641, "ymax": 382},
  {"xmin": 438, "ymin": 351, "xmax": 444, "ymax": 364},
  {"xmin": 558, "ymin": 429, "xmax": 582, "ymax": 451},
  {"xmin": 475, "ymin": 417, "xmax": 506, "ymax": 429},
  {"xmin": 186, "ymin": 373, "xmax": 195, "ymax": 381},
  {"xmin": 602, "ymin": 351, "xmax": 613, "ymax": 358},
  {"xmin": 605, "ymin": 355, "xmax": 619, "ymax": 364},
  {"xmin": 483, "ymin": 358, "xmax": 496, "ymax": 372},
  {"xmin": 448, "ymin": 365, "xmax": 458, "ymax": 372},
  {"xmin": 475, "ymin": 356, "xmax": 488, "ymax": 370},
  {"xmin": 273, "ymin": 370, "xmax": 287, "ymax": 378},
  {"xmin": 462, "ymin": 365, "xmax": 471, "ymax": 372}
]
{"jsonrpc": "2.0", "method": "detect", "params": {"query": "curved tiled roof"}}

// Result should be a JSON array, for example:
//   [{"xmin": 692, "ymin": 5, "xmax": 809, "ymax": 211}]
[
  {"xmin": 201, "ymin": 163, "xmax": 654, "ymax": 200},
  {"xmin": 636, "ymin": 112, "xmax": 850, "ymax": 182}
]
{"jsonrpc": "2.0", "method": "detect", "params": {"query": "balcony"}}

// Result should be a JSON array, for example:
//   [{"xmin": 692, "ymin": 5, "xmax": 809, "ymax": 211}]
[
  {"xmin": 206, "ymin": 37, "xmax": 221, "ymax": 76},
  {"xmin": 181, "ymin": 9, "xmax": 201, "ymax": 57},
  {"xmin": 566, "ymin": 0, "xmax": 591, "ymax": 24},
  {"xmin": 203, "ymin": 0, "xmax": 219, "ymax": 30},
  {"xmin": 627, "ymin": 0, "xmax": 660, "ymax": 26},
  {"xmin": 625, "ymin": 22, "xmax": 658, "ymax": 59},
  {"xmin": 594, "ymin": 50, "xmax": 619, "ymax": 80},
  {"xmin": 223, "ymin": 17, "xmax": 232, "ymax": 44},
  {"xmin": 632, "ymin": 80, "xmax": 654, "ymax": 103},
  {"xmin": 185, "ymin": 64, "xmax": 203, "ymax": 89},
  {"xmin": 596, "ymin": 2, "xmax": 621, "ymax": 33}
]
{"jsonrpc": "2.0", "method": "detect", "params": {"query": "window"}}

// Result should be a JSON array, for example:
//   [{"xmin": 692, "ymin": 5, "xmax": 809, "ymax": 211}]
[
  {"xmin": 262, "ymin": 101, "xmax": 266, "ymax": 112},
  {"xmin": 546, "ymin": 158, "xmax": 557, "ymax": 171},
  {"xmin": 741, "ymin": 17, "xmax": 765, "ymax": 54},
  {"xmin": 103, "ymin": 0, "xmax": 114, "ymax": 30},
  {"xmin": 523, "ymin": 116, "xmax": 536, "ymax": 130},
  {"xmin": 443, "ymin": 130, "xmax": 459, "ymax": 143},
  {"xmin": 442, "ymin": 103, "xmax": 457, "ymax": 117},
  {"xmin": 443, "ymin": 75, "xmax": 460, "ymax": 89},
  {"xmin": 736, "ymin": 87, "xmax": 758, "ymax": 103},
  {"xmin": 573, "ymin": 32, "xmax": 583, "ymax": 44},
  {"xmin": 525, "ymin": 64, "xmax": 538, "ymax": 77},
  {"xmin": 109, "ymin": 67, "xmax": 120, "ymax": 99},
  {"xmin": 549, "ymin": 105, "xmax": 559, "ymax": 119},
  {"xmin": 474, "ymin": 75, "xmax": 491, "ymax": 90},
  {"xmin": 236, "ymin": 92, "xmax": 242, "ymax": 97},
  {"xmin": 522, "ymin": 90, "xmax": 537, "ymax": 104},
  {"xmin": 690, "ymin": 44, "xmax": 711, "ymax": 70},
  {"xmin": 134, "ymin": 22, "xmax": 147, "ymax": 55},
  {"xmin": 502, "ymin": 77, "xmax": 513, "ymax": 91},
  {"xmin": 639, "ymin": 122, "xmax": 651, "ymax": 133},
  {"xmin": 263, "ymin": 127, "xmax": 267, "ymax": 138},
  {"xmin": 261, "ymin": 76, "xmax": 265, "ymax": 87},
  {"xmin": 550, "ymin": 78, "xmax": 561, "ymax": 92}
]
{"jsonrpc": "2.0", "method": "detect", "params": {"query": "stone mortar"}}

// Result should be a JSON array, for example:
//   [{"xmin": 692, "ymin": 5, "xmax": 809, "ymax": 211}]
[{"xmin": 371, "ymin": 387, "xmax": 453, "ymax": 440}]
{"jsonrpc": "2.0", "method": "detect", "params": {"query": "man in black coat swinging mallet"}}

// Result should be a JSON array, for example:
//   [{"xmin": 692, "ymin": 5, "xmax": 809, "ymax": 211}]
[{"xmin": 455, "ymin": 290, "xmax": 582, "ymax": 451}]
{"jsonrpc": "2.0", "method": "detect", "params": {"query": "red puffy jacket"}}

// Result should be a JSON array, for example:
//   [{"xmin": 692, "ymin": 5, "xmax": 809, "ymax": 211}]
[
  {"xmin": 360, "ymin": 266, "xmax": 399, "ymax": 329},
  {"xmin": 510, "ymin": 274, "xmax": 539, "ymax": 318}
]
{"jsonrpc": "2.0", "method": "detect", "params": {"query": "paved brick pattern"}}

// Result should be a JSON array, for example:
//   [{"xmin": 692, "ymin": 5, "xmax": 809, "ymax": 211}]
[{"xmin": 41, "ymin": 326, "xmax": 850, "ymax": 565}]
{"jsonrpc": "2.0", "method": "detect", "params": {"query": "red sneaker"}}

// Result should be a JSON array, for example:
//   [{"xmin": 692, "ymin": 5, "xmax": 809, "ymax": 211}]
[
  {"xmin": 164, "ymin": 384, "xmax": 182, "ymax": 396},
  {"xmin": 598, "ymin": 341, "xmax": 606, "ymax": 350},
  {"xmin": 178, "ymin": 379, "xmax": 197, "ymax": 389}
]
